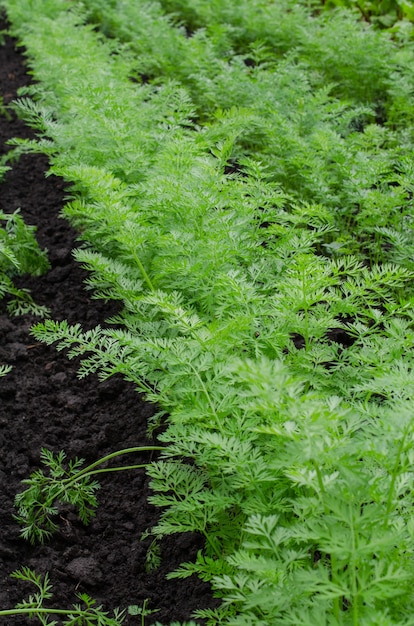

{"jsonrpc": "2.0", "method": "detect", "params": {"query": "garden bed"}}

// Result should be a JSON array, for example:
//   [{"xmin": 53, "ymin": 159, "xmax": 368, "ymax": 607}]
[
  {"xmin": 2, "ymin": 1, "xmax": 414, "ymax": 624},
  {"xmin": 0, "ymin": 25, "xmax": 215, "ymax": 625}
]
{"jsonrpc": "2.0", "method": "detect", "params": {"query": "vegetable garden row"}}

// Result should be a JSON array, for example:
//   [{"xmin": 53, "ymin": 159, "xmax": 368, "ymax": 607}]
[{"xmin": 1, "ymin": 0, "xmax": 414, "ymax": 623}]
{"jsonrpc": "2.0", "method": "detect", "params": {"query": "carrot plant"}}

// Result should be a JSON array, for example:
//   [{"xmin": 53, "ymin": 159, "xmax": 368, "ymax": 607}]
[
  {"xmin": 14, "ymin": 445, "xmax": 163, "ymax": 544},
  {"xmin": 2, "ymin": 0, "xmax": 414, "ymax": 624},
  {"xmin": 0, "ymin": 568, "xmax": 125, "ymax": 625},
  {"xmin": 0, "ymin": 208, "xmax": 49, "ymax": 316}
]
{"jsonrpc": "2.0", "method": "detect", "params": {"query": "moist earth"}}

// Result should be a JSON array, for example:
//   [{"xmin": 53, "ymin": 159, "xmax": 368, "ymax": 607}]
[{"xmin": 0, "ymin": 22, "xmax": 217, "ymax": 625}]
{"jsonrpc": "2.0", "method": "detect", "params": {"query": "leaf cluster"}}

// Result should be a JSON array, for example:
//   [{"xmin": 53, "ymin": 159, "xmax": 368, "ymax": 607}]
[{"xmin": 15, "ymin": 448, "xmax": 100, "ymax": 544}]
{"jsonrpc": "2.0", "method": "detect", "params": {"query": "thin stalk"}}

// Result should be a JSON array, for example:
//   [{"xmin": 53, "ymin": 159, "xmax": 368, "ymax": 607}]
[
  {"xmin": 0, "ymin": 607, "xmax": 111, "ymax": 618},
  {"xmin": 66, "ymin": 446, "xmax": 163, "ymax": 482},
  {"xmin": 312, "ymin": 459, "xmax": 326, "ymax": 498},
  {"xmin": 45, "ymin": 446, "xmax": 164, "ymax": 506},
  {"xmin": 131, "ymin": 248, "xmax": 155, "ymax": 292},
  {"xmin": 330, "ymin": 553, "xmax": 341, "ymax": 623},
  {"xmin": 301, "ymin": 267, "xmax": 310, "ymax": 352},
  {"xmin": 188, "ymin": 362, "xmax": 225, "ymax": 436},
  {"xmin": 312, "ymin": 460, "xmax": 341, "ymax": 619},
  {"xmin": 385, "ymin": 427, "xmax": 408, "ymax": 519},
  {"xmin": 304, "ymin": 306, "xmax": 310, "ymax": 352},
  {"xmin": 80, "ymin": 464, "xmax": 151, "ymax": 477},
  {"xmin": 202, "ymin": 528, "xmax": 223, "ymax": 560},
  {"xmin": 349, "ymin": 504, "xmax": 359, "ymax": 626}
]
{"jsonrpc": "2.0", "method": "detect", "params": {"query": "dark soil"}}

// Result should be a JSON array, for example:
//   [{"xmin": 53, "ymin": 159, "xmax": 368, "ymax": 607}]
[{"xmin": 0, "ymin": 24, "xmax": 216, "ymax": 626}]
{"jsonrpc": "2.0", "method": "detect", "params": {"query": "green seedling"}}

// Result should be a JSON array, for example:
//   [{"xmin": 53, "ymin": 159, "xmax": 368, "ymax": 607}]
[
  {"xmin": 128, "ymin": 599, "xmax": 159, "ymax": 626},
  {"xmin": 15, "ymin": 446, "xmax": 163, "ymax": 544},
  {"xmin": 0, "ymin": 568, "xmax": 125, "ymax": 625}
]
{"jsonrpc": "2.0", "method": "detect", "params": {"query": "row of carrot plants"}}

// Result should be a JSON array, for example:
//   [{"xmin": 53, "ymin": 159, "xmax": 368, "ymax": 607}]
[
  {"xmin": 2, "ymin": 0, "xmax": 414, "ymax": 623},
  {"xmin": 45, "ymin": 0, "xmax": 414, "ymax": 268}
]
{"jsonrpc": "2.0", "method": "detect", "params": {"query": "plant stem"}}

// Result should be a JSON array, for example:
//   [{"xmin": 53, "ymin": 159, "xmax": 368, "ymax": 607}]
[
  {"xmin": 312, "ymin": 460, "xmax": 326, "ymax": 497},
  {"xmin": 349, "ymin": 504, "xmax": 359, "ymax": 626},
  {"xmin": 80, "ymin": 464, "xmax": 150, "ymax": 477},
  {"xmin": 0, "ymin": 607, "xmax": 93, "ymax": 617},
  {"xmin": 330, "ymin": 553, "xmax": 341, "ymax": 623},
  {"xmin": 188, "ymin": 362, "xmax": 225, "ymax": 436},
  {"xmin": 313, "ymin": 460, "xmax": 343, "ymax": 619},
  {"xmin": 385, "ymin": 427, "xmax": 408, "ymax": 519},
  {"xmin": 131, "ymin": 249, "xmax": 155, "ymax": 292},
  {"xmin": 67, "ymin": 446, "xmax": 164, "ymax": 481},
  {"xmin": 51, "ymin": 446, "xmax": 165, "ymax": 507}
]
